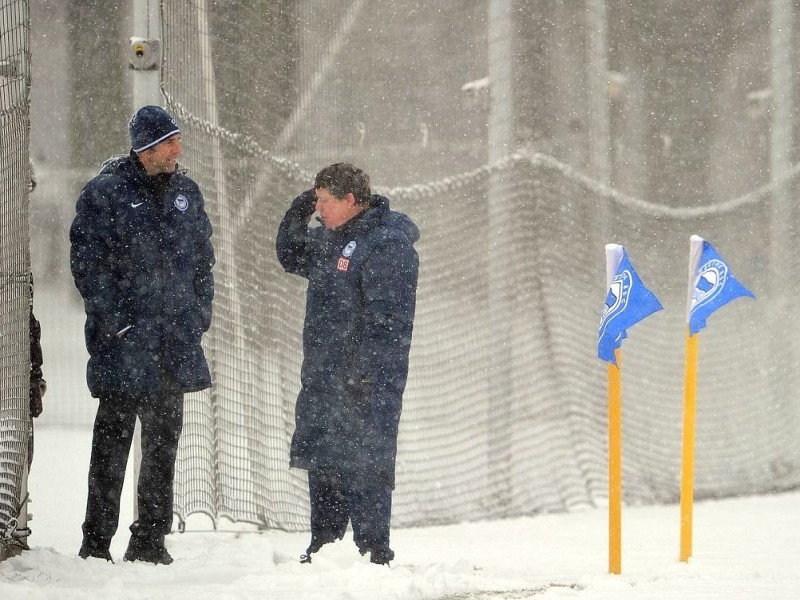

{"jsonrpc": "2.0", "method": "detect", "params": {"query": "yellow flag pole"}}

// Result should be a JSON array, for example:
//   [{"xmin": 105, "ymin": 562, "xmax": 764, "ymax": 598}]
[
  {"xmin": 608, "ymin": 348, "xmax": 622, "ymax": 574},
  {"xmin": 603, "ymin": 244, "xmax": 625, "ymax": 575},
  {"xmin": 679, "ymin": 327, "xmax": 699, "ymax": 562},
  {"xmin": 680, "ymin": 235, "xmax": 704, "ymax": 563}
]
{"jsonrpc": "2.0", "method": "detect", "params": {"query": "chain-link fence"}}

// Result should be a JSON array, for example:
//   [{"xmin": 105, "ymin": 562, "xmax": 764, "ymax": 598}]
[
  {"xmin": 0, "ymin": 0, "xmax": 32, "ymax": 558},
  {"xmin": 160, "ymin": 1, "xmax": 800, "ymax": 531}
]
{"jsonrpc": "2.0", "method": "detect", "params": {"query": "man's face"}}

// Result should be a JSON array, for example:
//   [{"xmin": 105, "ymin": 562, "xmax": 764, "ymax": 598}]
[
  {"xmin": 142, "ymin": 135, "xmax": 182, "ymax": 175},
  {"xmin": 315, "ymin": 187, "xmax": 362, "ymax": 229}
]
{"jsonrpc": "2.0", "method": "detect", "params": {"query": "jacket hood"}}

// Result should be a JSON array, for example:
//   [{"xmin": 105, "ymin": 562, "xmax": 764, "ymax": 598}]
[
  {"xmin": 368, "ymin": 194, "xmax": 420, "ymax": 245},
  {"xmin": 98, "ymin": 154, "xmax": 131, "ymax": 176}
]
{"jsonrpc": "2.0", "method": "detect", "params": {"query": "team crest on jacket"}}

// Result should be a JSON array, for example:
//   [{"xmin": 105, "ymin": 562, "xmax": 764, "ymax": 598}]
[
  {"xmin": 337, "ymin": 241, "xmax": 356, "ymax": 272},
  {"xmin": 342, "ymin": 240, "xmax": 357, "ymax": 257},
  {"xmin": 174, "ymin": 194, "xmax": 189, "ymax": 212}
]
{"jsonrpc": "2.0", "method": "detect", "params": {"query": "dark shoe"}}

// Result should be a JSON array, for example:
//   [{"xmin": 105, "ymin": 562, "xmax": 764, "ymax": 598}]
[
  {"xmin": 79, "ymin": 543, "xmax": 114, "ymax": 562},
  {"xmin": 369, "ymin": 547, "xmax": 394, "ymax": 565},
  {"xmin": 123, "ymin": 544, "xmax": 173, "ymax": 565},
  {"xmin": 124, "ymin": 524, "xmax": 173, "ymax": 565},
  {"xmin": 300, "ymin": 532, "xmax": 341, "ymax": 564}
]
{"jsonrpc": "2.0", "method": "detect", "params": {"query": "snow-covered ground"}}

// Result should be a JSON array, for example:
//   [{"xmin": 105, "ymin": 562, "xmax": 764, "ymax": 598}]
[{"xmin": 1, "ymin": 426, "xmax": 798, "ymax": 600}]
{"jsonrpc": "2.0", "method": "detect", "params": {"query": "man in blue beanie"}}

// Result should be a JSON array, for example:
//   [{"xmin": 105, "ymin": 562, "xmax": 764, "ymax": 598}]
[{"xmin": 70, "ymin": 105, "xmax": 215, "ymax": 565}]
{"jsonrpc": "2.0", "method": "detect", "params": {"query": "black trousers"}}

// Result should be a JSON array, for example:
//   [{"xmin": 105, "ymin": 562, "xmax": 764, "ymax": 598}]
[
  {"xmin": 81, "ymin": 392, "xmax": 183, "ymax": 550},
  {"xmin": 307, "ymin": 467, "xmax": 393, "ymax": 554}
]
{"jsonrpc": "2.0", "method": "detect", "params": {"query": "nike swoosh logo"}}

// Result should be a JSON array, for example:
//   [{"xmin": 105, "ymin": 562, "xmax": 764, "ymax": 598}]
[{"xmin": 131, "ymin": 202, "xmax": 145, "ymax": 208}]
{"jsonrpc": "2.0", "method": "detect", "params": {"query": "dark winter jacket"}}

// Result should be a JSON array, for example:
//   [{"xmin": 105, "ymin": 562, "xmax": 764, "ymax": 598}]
[
  {"xmin": 29, "ymin": 300, "xmax": 45, "ymax": 418},
  {"xmin": 277, "ymin": 191, "xmax": 419, "ymax": 488},
  {"xmin": 28, "ymin": 300, "xmax": 45, "ymax": 469},
  {"xmin": 70, "ymin": 153, "xmax": 214, "ymax": 398}
]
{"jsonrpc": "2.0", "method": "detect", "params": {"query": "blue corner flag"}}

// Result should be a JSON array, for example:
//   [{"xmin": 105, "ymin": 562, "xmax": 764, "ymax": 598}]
[
  {"xmin": 598, "ymin": 247, "xmax": 663, "ymax": 365},
  {"xmin": 688, "ymin": 240, "xmax": 755, "ymax": 335}
]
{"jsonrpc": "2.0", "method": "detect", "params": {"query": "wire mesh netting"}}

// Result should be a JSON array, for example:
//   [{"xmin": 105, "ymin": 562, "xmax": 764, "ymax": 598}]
[
  {"xmin": 160, "ymin": 2, "xmax": 800, "ymax": 531},
  {"xmin": 0, "ymin": 0, "xmax": 32, "ymax": 546}
]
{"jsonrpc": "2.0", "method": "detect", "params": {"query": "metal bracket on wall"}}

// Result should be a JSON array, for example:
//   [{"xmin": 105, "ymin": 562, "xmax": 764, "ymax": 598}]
[{"xmin": 129, "ymin": 37, "xmax": 161, "ymax": 71}]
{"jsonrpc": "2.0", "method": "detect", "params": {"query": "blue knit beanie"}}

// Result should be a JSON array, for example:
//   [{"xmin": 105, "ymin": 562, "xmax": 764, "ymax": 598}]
[{"xmin": 129, "ymin": 105, "xmax": 180, "ymax": 152}]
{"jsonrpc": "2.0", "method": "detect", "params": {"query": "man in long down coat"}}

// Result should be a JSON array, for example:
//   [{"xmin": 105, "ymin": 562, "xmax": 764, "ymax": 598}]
[
  {"xmin": 70, "ymin": 105, "xmax": 214, "ymax": 565},
  {"xmin": 276, "ymin": 163, "xmax": 419, "ymax": 565}
]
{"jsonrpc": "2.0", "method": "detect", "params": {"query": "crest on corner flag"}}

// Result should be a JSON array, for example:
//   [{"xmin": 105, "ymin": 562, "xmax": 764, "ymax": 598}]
[
  {"xmin": 598, "ymin": 248, "xmax": 663, "ymax": 365},
  {"xmin": 688, "ymin": 240, "xmax": 755, "ymax": 335}
]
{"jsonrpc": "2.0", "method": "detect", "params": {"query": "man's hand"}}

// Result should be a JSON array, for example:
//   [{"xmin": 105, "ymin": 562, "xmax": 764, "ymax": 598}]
[{"xmin": 296, "ymin": 188, "xmax": 317, "ymax": 217}]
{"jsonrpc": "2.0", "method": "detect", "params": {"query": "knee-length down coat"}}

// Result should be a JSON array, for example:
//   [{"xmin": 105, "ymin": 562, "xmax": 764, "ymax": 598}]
[
  {"xmin": 276, "ymin": 190, "xmax": 419, "ymax": 488},
  {"xmin": 70, "ymin": 154, "xmax": 214, "ymax": 398}
]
